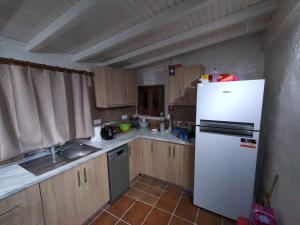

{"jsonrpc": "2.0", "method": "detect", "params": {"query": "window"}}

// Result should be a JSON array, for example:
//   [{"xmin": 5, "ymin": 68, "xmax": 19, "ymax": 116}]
[{"xmin": 138, "ymin": 85, "xmax": 164, "ymax": 116}]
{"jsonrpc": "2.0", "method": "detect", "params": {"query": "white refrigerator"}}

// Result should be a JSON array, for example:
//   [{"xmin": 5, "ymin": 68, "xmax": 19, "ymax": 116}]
[{"xmin": 193, "ymin": 80, "xmax": 265, "ymax": 220}]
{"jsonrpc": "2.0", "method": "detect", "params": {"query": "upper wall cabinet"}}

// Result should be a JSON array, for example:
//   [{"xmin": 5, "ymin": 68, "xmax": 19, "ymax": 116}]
[
  {"xmin": 169, "ymin": 65, "xmax": 204, "ymax": 106},
  {"xmin": 92, "ymin": 67, "xmax": 138, "ymax": 108}
]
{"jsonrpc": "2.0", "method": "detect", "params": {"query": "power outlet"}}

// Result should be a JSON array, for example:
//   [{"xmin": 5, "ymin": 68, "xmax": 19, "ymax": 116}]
[{"xmin": 121, "ymin": 114, "xmax": 128, "ymax": 120}]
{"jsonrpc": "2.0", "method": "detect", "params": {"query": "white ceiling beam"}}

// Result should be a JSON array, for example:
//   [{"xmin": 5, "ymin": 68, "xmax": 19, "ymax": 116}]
[
  {"xmin": 100, "ymin": 0, "xmax": 277, "ymax": 67},
  {"xmin": 125, "ymin": 22, "xmax": 267, "ymax": 69},
  {"xmin": 73, "ymin": 0, "xmax": 217, "ymax": 62},
  {"xmin": 26, "ymin": 0, "xmax": 102, "ymax": 52}
]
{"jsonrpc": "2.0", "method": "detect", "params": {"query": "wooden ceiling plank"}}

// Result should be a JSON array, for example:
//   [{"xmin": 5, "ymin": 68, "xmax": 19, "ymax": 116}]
[
  {"xmin": 73, "ymin": 0, "xmax": 216, "ymax": 62},
  {"xmin": 125, "ymin": 21, "xmax": 267, "ymax": 69},
  {"xmin": 99, "ymin": 0, "xmax": 276, "ymax": 66},
  {"xmin": 26, "ymin": 0, "xmax": 103, "ymax": 52}
]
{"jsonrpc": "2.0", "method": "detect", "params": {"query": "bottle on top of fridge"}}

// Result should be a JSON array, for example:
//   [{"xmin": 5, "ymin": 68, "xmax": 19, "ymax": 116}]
[{"xmin": 212, "ymin": 68, "xmax": 219, "ymax": 82}]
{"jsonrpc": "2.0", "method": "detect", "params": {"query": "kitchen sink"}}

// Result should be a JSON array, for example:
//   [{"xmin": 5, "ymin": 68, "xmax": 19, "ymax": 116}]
[
  {"xmin": 19, "ymin": 143, "xmax": 102, "ymax": 176},
  {"xmin": 57, "ymin": 144, "xmax": 101, "ymax": 160}
]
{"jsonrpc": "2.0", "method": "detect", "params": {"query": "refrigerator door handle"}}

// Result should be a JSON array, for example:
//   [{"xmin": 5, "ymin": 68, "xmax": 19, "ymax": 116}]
[{"xmin": 199, "ymin": 126, "xmax": 254, "ymax": 138}]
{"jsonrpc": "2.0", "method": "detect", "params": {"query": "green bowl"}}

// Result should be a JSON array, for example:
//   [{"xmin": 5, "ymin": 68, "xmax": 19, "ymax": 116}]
[{"xmin": 118, "ymin": 123, "xmax": 132, "ymax": 132}]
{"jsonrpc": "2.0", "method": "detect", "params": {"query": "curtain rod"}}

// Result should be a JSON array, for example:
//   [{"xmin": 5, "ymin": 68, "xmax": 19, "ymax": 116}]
[{"xmin": 0, "ymin": 57, "xmax": 94, "ymax": 76}]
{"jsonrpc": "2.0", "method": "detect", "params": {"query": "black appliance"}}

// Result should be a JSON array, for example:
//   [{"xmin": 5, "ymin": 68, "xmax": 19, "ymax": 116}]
[{"xmin": 101, "ymin": 125, "xmax": 117, "ymax": 140}]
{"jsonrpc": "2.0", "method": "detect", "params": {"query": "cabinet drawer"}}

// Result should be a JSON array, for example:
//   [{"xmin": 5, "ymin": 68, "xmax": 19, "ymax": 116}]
[{"xmin": 0, "ymin": 185, "xmax": 44, "ymax": 225}]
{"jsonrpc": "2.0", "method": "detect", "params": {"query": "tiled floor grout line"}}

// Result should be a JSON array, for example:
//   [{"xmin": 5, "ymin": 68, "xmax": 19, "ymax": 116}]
[
  {"xmin": 140, "ymin": 182, "xmax": 170, "ymax": 225},
  {"xmin": 101, "ymin": 209, "xmax": 121, "ymax": 220},
  {"xmin": 87, "ymin": 210, "xmax": 105, "ymax": 225},
  {"xmin": 132, "ymin": 180, "xmax": 183, "ymax": 197},
  {"xmin": 130, "ymin": 186, "xmax": 162, "ymax": 199},
  {"xmin": 100, "ymin": 175, "xmax": 200, "ymax": 225},
  {"xmin": 167, "ymin": 189, "xmax": 184, "ymax": 225},
  {"xmin": 124, "ymin": 193, "xmax": 154, "ymax": 208},
  {"xmin": 129, "ymin": 178, "xmax": 198, "ymax": 225},
  {"xmin": 134, "ymin": 179, "xmax": 167, "ymax": 192},
  {"xmin": 194, "ymin": 208, "xmax": 200, "ymax": 225},
  {"xmin": 114, "ymin": 199, "xmax": 137, "ymax": 225}
]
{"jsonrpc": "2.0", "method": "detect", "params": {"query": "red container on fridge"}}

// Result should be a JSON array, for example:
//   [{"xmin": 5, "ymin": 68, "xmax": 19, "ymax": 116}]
[{"xmin": 217, "ymin": 73, "xmax": 240, "ymax": 82}]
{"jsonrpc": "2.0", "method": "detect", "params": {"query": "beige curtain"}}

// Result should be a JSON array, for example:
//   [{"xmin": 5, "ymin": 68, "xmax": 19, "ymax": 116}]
[
  {"xmin": 65, "ymin": 73, "xmax": 93, "ymax": 139},
  {"xmin": 0, "ymin": 64, "xmax": 93, "ymax": 161}
]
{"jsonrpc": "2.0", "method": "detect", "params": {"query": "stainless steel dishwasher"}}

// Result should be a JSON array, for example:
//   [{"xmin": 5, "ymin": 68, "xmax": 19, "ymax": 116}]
[{"xmin": 107, "ymin": 144, "xmax": 129, "ymax": 201}]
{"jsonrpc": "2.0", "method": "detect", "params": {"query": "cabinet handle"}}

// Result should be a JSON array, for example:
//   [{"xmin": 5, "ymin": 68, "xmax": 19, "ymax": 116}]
[
  {"xmin": 173, "ymin": 146, "xmax": 175, "ymax": 158},
  {"xmin": 128, "ymin": 145, "xmax": 131, "ymax": 156},
  {"xmin": 151, "ymin": 143, "xmax": 153, "ymax": 153},
  {"xmin": 84, "ymin": 168, "xmax": 87, "ymax": 183},
  {"xmin": 168, "ymin": 146, "xmax": 171, "ymax": 157},
  {"xmin": 77, "ymin": 171, "xmax": 81, "ymax": 187},
  {"xmin": 0, "ymin": 204, "xmax": 20, "ymax": 217}
]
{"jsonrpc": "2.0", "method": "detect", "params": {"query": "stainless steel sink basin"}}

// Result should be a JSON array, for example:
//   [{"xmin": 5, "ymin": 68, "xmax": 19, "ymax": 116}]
[
  {"xmin": 19, "ymin": 143, "xmax": 102, "ymax": 176},
  {"xmin": 19, "ymin": 154, "xmax": 69, "ymax": 176},
  {"xmin": 57, "ymin": 144, "xmax": 101, "ymax": 160}
]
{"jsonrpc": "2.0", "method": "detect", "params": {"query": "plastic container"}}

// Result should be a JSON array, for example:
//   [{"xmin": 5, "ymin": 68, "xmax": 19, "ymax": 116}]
[
  {"xmin": 250, "ymin": 203, "xmax": 277, "ymax": 225},
  {"xmin": 118, "ymin": 123, "xmax": 131, "ymax": 132}
]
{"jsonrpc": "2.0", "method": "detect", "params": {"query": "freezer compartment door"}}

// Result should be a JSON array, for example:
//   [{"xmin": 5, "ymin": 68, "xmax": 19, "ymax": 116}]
[
  {"xmin": 193, "ymin": 128, "xmax": 259, "ymax": 219},
  {"xmin": 196, "ymin": 80, "xmax": 265, "ymax": 130}
]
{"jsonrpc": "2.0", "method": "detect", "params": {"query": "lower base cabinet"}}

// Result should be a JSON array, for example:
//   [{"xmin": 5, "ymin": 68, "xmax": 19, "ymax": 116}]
[
  {"xmin": 171, "ymin": 144, "xmax": 195, "ymax": 189},
  {"xmin": 40, "ymin": 153, "xmax": 110, "ymax": 225},
  {"xmin": 0, "ymin": 184, "xmax": 44, "ymax": 225},
  {"xmin": 138, "ymin": 139, "xmax": 195, "ymax": 190},
  {"xmin": 128, "ymin": 138, "xmax": 141, "ymax": 182}
]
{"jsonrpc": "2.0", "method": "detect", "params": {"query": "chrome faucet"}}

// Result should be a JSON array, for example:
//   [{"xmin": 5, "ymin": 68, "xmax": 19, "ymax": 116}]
[
  {"xmin": 50, "ymin": 139, "xmax": 76, "ymax": 163},
  {"xmin": 51, "ymin": 146, "xmax": 56, "ymax": 163}
]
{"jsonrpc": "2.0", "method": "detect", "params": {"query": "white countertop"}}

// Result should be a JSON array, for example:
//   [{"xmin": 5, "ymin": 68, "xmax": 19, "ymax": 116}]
[{"xmin": 0, "ymin": 129, "xmax": 194, "ymax": 200}]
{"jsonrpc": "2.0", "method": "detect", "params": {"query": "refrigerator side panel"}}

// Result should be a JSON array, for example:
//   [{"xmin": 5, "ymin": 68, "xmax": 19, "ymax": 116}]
[{"xmin": 196, "ymin": 80, "xmax": 265, "ymax": 130}]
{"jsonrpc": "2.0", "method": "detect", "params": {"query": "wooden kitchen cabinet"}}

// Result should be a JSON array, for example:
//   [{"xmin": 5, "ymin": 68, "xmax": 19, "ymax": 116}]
[
  {"xmin": 169, "ymin": 65, "xmax": 204, "ymax": 106},
  {"xmin": 171, "ymin": 144, "xmax": 195, "ymax": 189},
  {"xmin": 156, "ymin": 141, "xmax": 172, "ymax": 181},
  {"xmin": 124, "ymin": 70, "xmax": 138, "ymax": 105},
  {"xmin": 139, "ymin": 139, "xmax": 194, "ymax": 190},
  {"xmin": 140, "ymin": 138, "xmax": 157, "ymax": 177},
  {"xmin": 40, "ymin": 153, "xmax": 109, "ymax": 225},
  {"xmin": 92, "ymin": 66, "xmax": 137, "ymax": 108},
  {"xmin": 81, "ymin": 154, "xmax": 110, "ymax": 219},
  {"xmin": 169, "ymin": 66, "xmax": 185, "ymax": 105},
  {"xmin": 128, "ymin": 138, "xmax": 141, "ymax": 182},
  {"xmin": 0, "ymin": 184, "xmax": 44, "ymax": 225},
  {"xmin": 108, "ymin": 67, "xmax": 126, "ymax": 106}
]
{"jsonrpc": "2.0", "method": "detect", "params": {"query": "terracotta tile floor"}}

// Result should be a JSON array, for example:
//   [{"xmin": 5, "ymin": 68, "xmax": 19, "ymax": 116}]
[{"xmin": 89, "ymin": 175, "xmax": 235, "ymax": 225}]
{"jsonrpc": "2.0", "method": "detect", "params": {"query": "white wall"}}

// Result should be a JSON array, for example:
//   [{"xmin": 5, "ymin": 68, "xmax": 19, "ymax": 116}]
[
  {"xmin": 171, "ymin": 33, "xmax": 265, "ymax": 80},
  {"xmin": 0, "ymin": 41, "xmax": 94, "ymax": 70},
  {"xmin": 137, "ymin": 33, "xmax": 265, "ymax": 115},
  {"xmin": 259, "ymin": 1, "xmax": 300, "ymax": 224}
]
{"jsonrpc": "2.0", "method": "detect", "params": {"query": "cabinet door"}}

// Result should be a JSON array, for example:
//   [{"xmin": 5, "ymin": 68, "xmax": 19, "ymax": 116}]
[
  {"xmin": 93, "ymin": 67, "xmax": 110, "ymax": 108},
  {"xmin": 140, "ymin": 139, "xmax": 156, "ymax": 177},
  {"xmin": 81, "ymin": 154, "xmax": 110, "ymax": 220},
  {"xmin": 155, "ymin": 141, "xmax": 172, "ymax": 182},
  {"xmin": 169, "ymin": 66, "xmax": 185, "ymax": 105},
  {"xmin": 0, "ymin": 185, "xmax": 44, "ymax": 225},
  {"xmin": 125, "ymin": 70, "xmax": 138, "ymax": 105},
  {"xmin": 108, "ymin": 68, "xmax": 125, "ymax": 106},
  {"xmin": 171, "ymin": 144, "xmax": 195, "ymax": 189},
  {"xmin": 129, "ymin": 139, "xmax": 141, "ymax": 182},
  {"xmin": 40, "ymin": 166, "xmax": 85, "ymax": 225},
  {"xmin": 183, "ymin": 65, "xmax": 202, "ymax": 105}
]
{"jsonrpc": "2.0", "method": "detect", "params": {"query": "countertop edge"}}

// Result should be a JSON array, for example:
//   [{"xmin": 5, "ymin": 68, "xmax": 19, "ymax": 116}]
[{"xmin": 0, "ymin": 131, "xmax": 194, "ymax": 200}]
